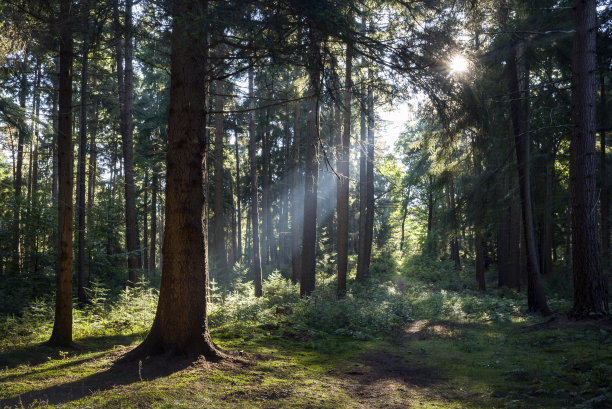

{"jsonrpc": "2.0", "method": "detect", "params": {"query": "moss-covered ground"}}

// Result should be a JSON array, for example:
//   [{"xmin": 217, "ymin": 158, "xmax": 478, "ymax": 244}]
[{"xmin": 1, "ymin": 258, "xmax": 611, "ymax": 408}]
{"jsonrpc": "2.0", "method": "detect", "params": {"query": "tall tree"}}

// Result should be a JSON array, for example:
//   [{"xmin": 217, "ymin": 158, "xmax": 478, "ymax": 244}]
[
  {"xmin": 249, "ymin": 66, "xmax": 263, "ymax": 297},
  {"xmin": 336, "ymin": 40, "xmax": 352, "ymax": 298},
  {"xmin": 127, "ymin": 0, "xmax": 222, "ymax": 358},
  {"xmin": 115, "ymin": 0, "xmax": 139, "ymax": 284},
  {"xmin": 213, "ymin": 71, "xmax": 228, "ymax": 284},
  {"xmin": 49, "ymin": 0, "xmax": 74, "ymax": 347},
  {"xmin": 569, "ymin": 0, "xmax": 608, "ymax": 317},
  {"xmin": 300, "ymin": 26, "xmax": 322, "ymax": 297}
]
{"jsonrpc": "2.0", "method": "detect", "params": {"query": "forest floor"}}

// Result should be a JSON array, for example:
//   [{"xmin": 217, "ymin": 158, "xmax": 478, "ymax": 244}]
[{"xmin": 1, "ymin": 260, "xmax": 612, "ymax": 408}]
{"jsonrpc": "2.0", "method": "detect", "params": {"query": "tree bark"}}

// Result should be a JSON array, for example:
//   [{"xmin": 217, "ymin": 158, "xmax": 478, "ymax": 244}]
[
  {"xmin": 49, "ymin": 0, "xmax": 74, "ymax": 347},
  {"xmin": 569, "ymin": 0, "xmax": 608, "ymax": 317},
  {"xmin": 473, "ymin": 144, "xmax": 486, "ymax": 292},
  {"xmin": 149, "ymin": 172, "xmax": 157, "ymax": 271},
  {"xmin": 336, "ymin": 41, "xmax": 351, "ymax": 298},
  {"xmin": 235, "ymin": 134, "xmax": 242, "ymax": 262},
  {"xmin": 126, "ymin": 0, "xmax": 222, "ymax": 358},
  {"xmin": 300, "ymin": 28, "xmax": 322, "ymax": 297},
  {"xmin": 508, "ymin": 42, "xmax": 550, "ymax": 315},
  {"xmin": 291, "ymin": 69, "xmax": 302, "ymax": 283},
  {"xmin": 363, "ymin": 84, "xmax": 375, "ymax": 276},
  {"xmin": 249, "ymin": 67, "xmax": 263, "ymax": 297},
  {"xmin": 77, "ymin": 10, "xmax": 90, "ymax": 303},
  {"xmin": 115, "ymin": 0, "xmax": 140, "ymax": 284},
  {"xmin": 213, "ymin": 76, "xmax": 228, "ymax": 284}
]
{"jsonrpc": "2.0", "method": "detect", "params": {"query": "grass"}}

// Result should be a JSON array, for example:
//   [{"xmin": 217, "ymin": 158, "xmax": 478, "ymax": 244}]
[{"xmin": 0, "ymin": 256, "xmax": 611, "ymax": 408}]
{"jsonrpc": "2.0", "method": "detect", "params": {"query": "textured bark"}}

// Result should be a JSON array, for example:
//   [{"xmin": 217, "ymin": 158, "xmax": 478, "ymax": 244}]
[
  {"xmin": 213, "ymin": 77, "xmax": 228, "ymax": 284},
  {"xmin": 508, "ymin": 43, "xmax": 550, "ymax": 315},
  {"xmin": 280, "ymin": 122, "xmax": 290, "ymax": 265},
  {"xmin": 336, "ymin": 42, "xmax": 351, "ymax": 298},
  {"xmin": 77, "ymin": 14, "xmax": 90, "ymax": 304},
  {"xmin": 300, "ymin": 28, "xmax": 321, "ymax": 297},
  {"xmin": 569, "ymin": 0, "xmax": 608, "ymax": 317},
  {"xmin": 543, "ymin": 158, "xmax": 553, "ymax": 276},
  {"xmin": 126, "ymin": 0, "xmax": 221, "ymax": 358},
  {"xmin": 49, "ymin": 0, "xmax": 73, "ymax": 347},
  {"xmin": 248, "ymin": 67, "xmax": 263, "ymax": 297},
  {"xmin": 508, "ymin": 192, "xmax": 521, "ymax": 291}
]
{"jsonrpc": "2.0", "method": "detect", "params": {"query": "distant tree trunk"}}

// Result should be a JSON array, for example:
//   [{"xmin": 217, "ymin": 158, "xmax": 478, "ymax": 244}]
[
  {"xmin": 400, "ymin": 191, "xmax": 409, "ymax": 253},
  {"xmin": 356, "ymin": 86, "xmax": 367, "ymax": 282},
  {"xmin": 143, "ymin": 173, "xmax": 149, "ymax": 273},
  {"xmin": 600, "ymin": 72, "xmax": 609, "ymax": 268},
  {"xmin": 508, "ymin": 42, "xmax": 550, "ymax": 315},
  {"xmin": 448, "ymin": 180, "xmax": 460, "ymax": 270},
  {"xmin": 473, "ymin": 143, "xmax": 486, "ymax": 292},
  {"xmin": 213, "ymin": 76, "xmax": 228, "ymax": 284},
  {"xmin": 427, "ymin": 177, "xmax": 434, "ymax": 235},
  {"xmin": 280, "ymin": 122, "xmax": 291, "ymax": 265},
  {"xmin": 126, "ymin": 0, "xmax": 222, "ymax": 359},
  {"xmin": 49, "ymin": 0, "xmax": 74, "ymax": 347},
  {"xmin": 363, "ymin": 84, "xmax": 375, "ymax": 275},
  {"xmin": 291, "ymin": 80, "xmax": 302, "ymax": 283},
  {"xmin": 262, "ymin": 115, "xmax": 270, "ymax": 265},
  {"xmin": 12, "ymin": 52, "xmax": 28, "ymax": 271},
  {"xmin": 337, "ymin": 41, "xmax": 352, "ymax": 298},
  {"xmin": 569, "ymin": 0, "xmax": 608, "ymax": 317},
  {"xmin": 248, "ymin": 67, "xmax": 263, "ymax": 297},
  {"xmin": 149, "ymin": 172, "xmax": 157, "ymax": 271},
  {"xmin": 508, "ymin": 192, "xmax": 521, "ymax": 291},
  {"xmin": 115, "ymin": 0, "xmax": 139, "ymax": 284},
  {"xmin": 77, "ymin": 16, "xmax": 90, "ymax": 304},
  {"xmin": 300, "ymin": 28, "xmax": 322, "ymax": 297},
  {"xmin": 235, "ymin": 135, "xmax": 242, "ymax": 262},
  {"xmin": 543, "ymin": 158, "xmax": 553, "ymax": 276},
  {"xmin": 51, "ymin": 61, "xmax": 59, "ymax": 205}
]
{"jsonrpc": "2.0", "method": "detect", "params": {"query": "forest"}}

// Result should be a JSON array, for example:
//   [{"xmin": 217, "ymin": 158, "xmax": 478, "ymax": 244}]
[{"xmin": 0, "ymin": 0, "xmax": 610, "ymax": 407}]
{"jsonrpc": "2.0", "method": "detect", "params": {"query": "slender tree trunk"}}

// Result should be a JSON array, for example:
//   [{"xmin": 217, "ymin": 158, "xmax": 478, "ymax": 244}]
[
  {"xmin": 336, "ymin": 41, "xmax": 351, "ymax": 298},
  {"xmin": 49, "ymin": 0, "xmax": 73, "ymax": 347},
  {"xmin": 356, "ymin": 86, "xmax": 368, "ymax": 282},
  {"xmin": 115, "ymin": 0, "xmax": 140, "ymax": 284},
  {"xmin": 473, "ymin": 143, "xmax": 486, "ymax": 291},
  {"xmin": 149, "ymin": 172, "xmax": 157, "ymax": 271},
  {"xmin": 76, "ymin": 17, "xmax": 89, "ymax": 304},
  {"xmin": 291, "ymin": 67, "xmax": 302, "ymax": 283},
  {"xmin": 448, "ymin": 180, "xmax": 460, "ymax": 270},
  {"xmin": 213, "ymin": 76, "xmax": 228, "ymax": 284},
  {"xmin": 543, "ymin": 158, "xmax": 553, "ymax": 276},
  {"xmin": 126, "ymin": 0, "xmax": 222, "ymax": 359},
  {"xmin": 569, "ymin": 0, "xmax": 608, "ymax": 317},
  {"xmin": 280, "ymin": 122, "xmax": 290, "ymax": 265},
  {"xmin": 508, "ymin": 42, "xmax": 550, "ymax": 315},
  {"xmin": 12, "ymin": 52, "xmax": 28, "ymax": 271},
  {"xmin": 249, "ymin": 67, "xmax": 263, "ymax": 297},
  {"xmin": 300, "ymin": 28, "xmax": 322, "ymax": 297},
  {"xmin": 363, "ymin": 84, "xmax": 375, "ymax": 275},
  {"xmin": 600, "ymin": 72, "xmax": 609, "ymax": 268},
  {"xmin": 143, "ymin": 173, "xmax": 149, "ymax": 273},
  {"xmin": 262, "ymin": 111, "xmax": 271, "ymax": 265},
  {"xmin": 235, "ymin": 134, "xmax": 242, "ymax": 261}
]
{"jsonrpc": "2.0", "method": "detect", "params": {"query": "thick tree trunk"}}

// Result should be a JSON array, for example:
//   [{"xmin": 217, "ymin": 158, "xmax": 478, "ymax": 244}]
[
  {"xmin": 336, "ymin": 42, "xmax": 351, "ymax": 298},
  {"xmin": 126, "ymin": 0, "xmax": 222, "ymax": 358},
  {"xmin": 543, "ymin": 158, "xmax": 553, "ymax": 276},
  {"xmin": 77, "ymin": 19, "xmax": 89, "ymax": 304},
  {"xmin": 300, "ymin": 28, "xmax": 321, "ymax": 297},
  {"xmin": 508, "ymin": 192, "xmax": 521, "ymax": 291},
  {"xmin": 248, "ymin": 67, "xmax": 263, "ymax": 297},
  {"xmin": 213, "ymin": 77, "xmax": 228, "ymax": 284},
  {"xmin": 569, "ymin": 0, "xmax": 608, "ymax": 317},
  {"xmin": 49, "ymin": 0, "xmax": 73, "ymax": 347},
  {"xmin": 508, "ymin": 42, "xmax": 550, "ymax": 315}
]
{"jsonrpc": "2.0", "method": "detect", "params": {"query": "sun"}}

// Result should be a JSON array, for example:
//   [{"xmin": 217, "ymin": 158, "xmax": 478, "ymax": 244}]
[{"xmin": 450, "ymin": 54, "xmax": 469, "ymax": 73}]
